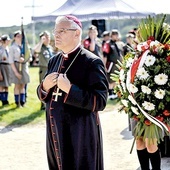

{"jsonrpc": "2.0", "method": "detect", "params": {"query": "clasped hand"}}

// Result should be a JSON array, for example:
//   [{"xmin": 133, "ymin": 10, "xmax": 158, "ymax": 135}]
[{"xmin": 42, "ymin": 72, "xmax": 71, "ymax": 93}]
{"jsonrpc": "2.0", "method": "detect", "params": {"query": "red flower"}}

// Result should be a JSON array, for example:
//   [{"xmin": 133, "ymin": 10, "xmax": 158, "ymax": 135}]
[
  {"xmin": 144, "ymin": 119, "xmax": 152, "ymax": 126},
  {"xmin": 156, "ymin": 116, "xmax": 164, "ymax": 122},
  {"xmin": 147, "ymin": 36, "xmax": 155, "ymax": 41},
  {"xmin": 133, "ymin": 115, "xmax": 139, "ymax": 121},
  {"xmin": 163, "ymin": 110, "xmax": 170, "ymax": 116},
  {"xmin": 164, "ymin": 44, "xmax": 170, "ymax": 50},
  {"xmin": 166, "ymin": 56, "xmax": 170, "ymax": 63}
]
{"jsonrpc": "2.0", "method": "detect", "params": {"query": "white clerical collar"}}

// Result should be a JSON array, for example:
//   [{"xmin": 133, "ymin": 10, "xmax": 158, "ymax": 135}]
[{"xmin": 62, "ymin": 43, "xmax": 81, "ymax": 58}]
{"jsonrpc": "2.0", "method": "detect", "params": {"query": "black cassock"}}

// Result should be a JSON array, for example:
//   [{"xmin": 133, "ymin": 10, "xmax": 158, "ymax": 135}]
[{"xmin": 37, "ymin": 46, "xmax": 108, "ymax": 170}]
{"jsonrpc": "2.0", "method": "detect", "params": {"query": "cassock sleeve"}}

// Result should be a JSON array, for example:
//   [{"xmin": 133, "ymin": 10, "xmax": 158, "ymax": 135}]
[
  {"xmin": 36, "ymin": 56, "xmax": 56, "ymax": 103},
  {"xmin": 64, "ymin": 58, "xmax": 108, "ymax": 111},
  {"xmin": 37, "ymin": 82, "xmax": 51, "ymax": 103}
]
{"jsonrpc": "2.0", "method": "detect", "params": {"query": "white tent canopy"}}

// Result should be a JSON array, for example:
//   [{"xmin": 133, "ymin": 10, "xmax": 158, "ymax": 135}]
[
  {"xmin": 126, "ymin": 0, "xmax": 170, "ymax": 15},
  {"xmin": 32, "ymin": 0, "xmax": 155, "ymax": 22}
]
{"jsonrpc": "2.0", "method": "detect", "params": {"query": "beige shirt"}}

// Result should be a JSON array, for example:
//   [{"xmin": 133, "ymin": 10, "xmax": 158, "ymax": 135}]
[
  {"xmin": 0, "ymin": 46, "xmax": 9, "ymax": 63},
  {"xmin": 9, "ymin": 42, "xmax": 21, "ymax": 63}
]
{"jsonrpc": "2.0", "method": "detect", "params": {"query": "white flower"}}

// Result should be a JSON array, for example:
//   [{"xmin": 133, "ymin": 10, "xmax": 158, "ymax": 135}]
[
  {"xmin": 136, "ymin": 67, "xmax": 149, "ymax": 80},
  {"xmin": 126, "ymin": 57, "xmax": 134, "ymax": 68},
  {"xmin": 137, "ymin": 42, "xmax": 149, "ymax": 51},
  {"xmin": 150, "ymin": 40, "xmax": 160, "ymax": 48},
  {"xmin": 141, "ymin": 85, "xmax": 151, "ymax": 94},
  {"xmin": 119, "ymin": 69, "xmax": 125, "ymax": 81},
  {"xmin": 145, "ymin": 55, "xmax": 156, "ymax": 66},
  {"xmin": 129, "ymin": 84, "xmax": 138, "ymax": 93},
  {"xmin": 154, "ymin": 89, "xmax": 165, "ymax": 99},
  {"xmin": 121, "ymin": 99, "xmax": 128, "ymax": 107},
  {"xmin": 121, "ymin": 82, "xmax": 126, "ymax": 92},
  {"xmin": 154, "ymin": 73, "xmax": 168, "ymax": 85},
  {"xmin": 142, "ymin": 101, "xmax": 155, "ymax": 111},
  {"xmin": 128, "ymin": 95, "xmax": 137, "ymax": 105},
  {"xmin": 131, "ymin": 106, "xmax": 139, "ymax": 115}
]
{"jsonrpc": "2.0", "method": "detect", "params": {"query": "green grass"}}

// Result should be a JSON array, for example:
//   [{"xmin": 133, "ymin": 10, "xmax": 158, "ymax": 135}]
[
  {"xmin": 0, "ymin": 67, "xmax": 119, "ymax": 127},
  {"xmin": 0, "ymin": 67, "xmax": 45, "ymax": 127}
]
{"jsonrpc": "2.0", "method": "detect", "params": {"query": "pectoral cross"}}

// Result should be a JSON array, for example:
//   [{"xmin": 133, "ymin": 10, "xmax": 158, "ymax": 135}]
[{"xmin": 53, "ymin": 88, "xmax": 62, "ymax": 101}]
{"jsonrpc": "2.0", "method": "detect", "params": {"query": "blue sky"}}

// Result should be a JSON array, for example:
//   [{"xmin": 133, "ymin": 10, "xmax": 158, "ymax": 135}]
[{"xmin": 0, "ymin": 0, "xmax": 66, "ymax": 27}]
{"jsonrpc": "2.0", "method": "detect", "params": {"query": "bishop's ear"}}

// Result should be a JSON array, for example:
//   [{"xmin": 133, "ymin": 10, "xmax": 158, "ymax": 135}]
[{"xmin": 75, "ymin": 29, "xmax": 80, "ymax": 38}]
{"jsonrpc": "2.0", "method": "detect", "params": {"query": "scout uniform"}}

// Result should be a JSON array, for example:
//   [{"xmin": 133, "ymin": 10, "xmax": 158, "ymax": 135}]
[
  {"xmin": 0, "ymin": 35, "xmax": 12, "ymax": 105},
  {"xmin": 35, "ymin": 31, "xmax": 53, "ymax": 110},
  {"xmin": 9, "ymin": 31, "xmax": 30, "ymax": 106},
  {"xmin": 83, "ymin": 25, "xmax": 102, "ymax": 58}
]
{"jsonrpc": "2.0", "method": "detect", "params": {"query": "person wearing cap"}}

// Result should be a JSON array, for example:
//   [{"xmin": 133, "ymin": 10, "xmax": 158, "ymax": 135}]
[
  {"xmin": 9, "ymin": 30, "xmax": 30, "ymax": 107},
  {"xmin": 83, "ymin": 24, "xmax": 102, "ymax": 58},
  {"xmin": 37, "ymin": 15, "xmax": 108, "ymax": 170},
  {"xmin": 0, "ymin": 34, "xmax": 12, "ymax": 106},
  {"xmin": 123, "ymin": 33, "xmax": 136, "ymax": 56},
  {"xmin": 102, "ymin": 29, "xmax": 123, "ymax": 100},
  {"xmin": 128, "ymin": 27, "xmax": 138, "ymax": 38},
  {"xmin": 101, "ymin": 30, "xmax": 110, "ymax": 46},
  {"xmin": 34, "ymin": 30, "xmax": 53, "ymax": 110}
]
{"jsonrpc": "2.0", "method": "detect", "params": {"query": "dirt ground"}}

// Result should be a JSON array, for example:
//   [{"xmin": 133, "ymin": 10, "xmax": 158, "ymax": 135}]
[{"xmin": 0, "ymin": 108, "xmax": 170, "ymax": 170}]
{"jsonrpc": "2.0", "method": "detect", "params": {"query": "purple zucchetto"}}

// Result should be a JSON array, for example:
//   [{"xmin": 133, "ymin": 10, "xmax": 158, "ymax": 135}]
[{"xmin": 65, "ymin": 15, "xmax": 82, "ymax": 28}]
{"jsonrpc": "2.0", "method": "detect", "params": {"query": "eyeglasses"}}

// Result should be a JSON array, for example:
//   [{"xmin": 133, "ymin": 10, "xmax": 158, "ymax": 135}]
[{"xmin": 52, "ymin": 28, "xmax": 77, "ymax": 35}]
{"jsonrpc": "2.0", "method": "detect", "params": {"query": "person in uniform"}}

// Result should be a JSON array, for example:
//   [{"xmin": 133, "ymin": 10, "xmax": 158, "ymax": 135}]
[
  {"xmin": 34, "ymin": 31, "xmax": 53, "ymax": 110},
  {"xmin": 83, "ymin": 25, "xmax": 102, "ymax": 58},
  {"xmin": 9, "ymin": 30, "xmax": 30, "ymax": 107},
  {"xmin": 102, "ymin": 29, "xmax": 123, "ymax": 100},
  {"xmin": 116, "ymin": 32, "xmax": 126, "ymax": 57},
  {"xmin": 123, "ymin": 33, "xmax": 136, "ymax": 56},
  {"xmin": 101, "ymin": 30, "xmax": 110, "ymax": 47},
  {"xmin": 0, "ymin": 34, "xmax": 12, "ymax": 106},
  {"xmin": 37, "ymin": 15, "xmax": 108, "ymax": 170}
]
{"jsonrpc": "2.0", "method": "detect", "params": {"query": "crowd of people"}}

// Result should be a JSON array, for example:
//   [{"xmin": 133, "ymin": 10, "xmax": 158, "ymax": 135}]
[
  {"xmin": 0, "ymin": 15, "xmax": 165, "ymax": 170},
  {"xmin": 0, "ymin": 31, "xmax": 30, "ymax": 107},
  {"xmin": 0, "ymin": 22, "xmax": 137, "ymax": 108},
  {"xmin": 0, "ymin": 30, "xmax": 57, "ymax": 108},
  {"xmin": 83, "ymin": 25, "xmax": 138, "ymax": 100}
]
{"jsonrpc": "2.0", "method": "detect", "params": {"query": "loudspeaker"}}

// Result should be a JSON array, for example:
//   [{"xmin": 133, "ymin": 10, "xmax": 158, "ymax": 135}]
[{"xmin": 92, "ymin": 19, "xmax": 106, "ymax": 37}]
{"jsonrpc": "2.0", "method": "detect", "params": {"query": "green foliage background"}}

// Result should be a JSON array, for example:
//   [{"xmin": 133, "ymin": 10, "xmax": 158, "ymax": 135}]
[{"xmin": 0, "ymin": 14, "xmax": 170, "ymax": 47}]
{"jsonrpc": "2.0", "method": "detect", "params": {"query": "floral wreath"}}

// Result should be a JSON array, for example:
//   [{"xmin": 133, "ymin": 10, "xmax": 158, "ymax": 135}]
[{"xmin": 113, "ymin": 15, "xmax": 170, "ymax": 143}]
